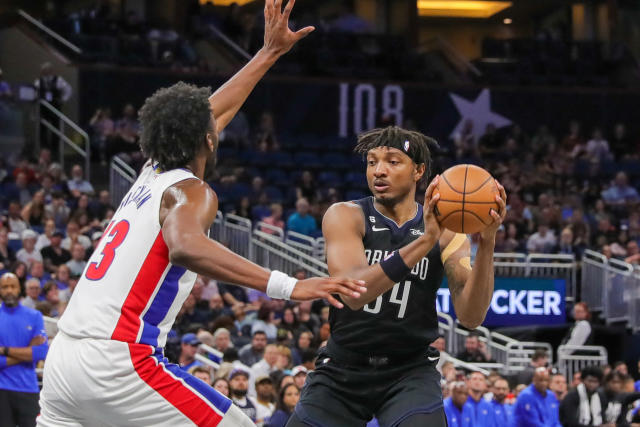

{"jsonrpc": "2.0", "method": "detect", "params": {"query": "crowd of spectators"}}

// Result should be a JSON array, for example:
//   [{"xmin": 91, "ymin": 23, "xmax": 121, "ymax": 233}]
[
  {"xmin": 437, "ymin": 331, "xmax": 640, "ymax": 426},
  {"xmin": 3, "ymin": 100, "xmax": 640, "ymax": 425}
]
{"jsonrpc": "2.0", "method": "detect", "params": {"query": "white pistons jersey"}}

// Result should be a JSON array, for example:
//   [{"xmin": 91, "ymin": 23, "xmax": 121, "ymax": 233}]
[{"xmin": 58, "ymin": 164, "xmax": 198, "ymax": 349}]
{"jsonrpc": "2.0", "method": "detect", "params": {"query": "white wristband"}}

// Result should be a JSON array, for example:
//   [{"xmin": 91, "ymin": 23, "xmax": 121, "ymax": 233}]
[{"xmin": 266, "ymin": 270, "xmax": 298, "ymax": 300}]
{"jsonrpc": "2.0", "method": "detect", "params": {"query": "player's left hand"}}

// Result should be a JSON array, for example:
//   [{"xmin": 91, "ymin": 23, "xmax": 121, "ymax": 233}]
[
  {"xmin": 263, "ymin": 0, "xmax": 315, "ymax": 57},
  {"xmin": 290, "ymin": 277, "xmax": 367, "ymax": 309},
  {"xmin": 480, "ymin": 179, "xmax": 507, "ymax": 241}
]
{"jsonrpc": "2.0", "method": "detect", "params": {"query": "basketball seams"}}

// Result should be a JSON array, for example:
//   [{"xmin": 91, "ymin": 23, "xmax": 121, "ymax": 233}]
[
  {"xmin": 461, "ymin": 166, "xmax": 468, "ymax": 233},
  {"xmin": 464, "ymin": 175, "xmax": 493, "ymax": 194},
  {"xmin": 439, "ymin": 209, "xmax": 491, "ymax": 226}
]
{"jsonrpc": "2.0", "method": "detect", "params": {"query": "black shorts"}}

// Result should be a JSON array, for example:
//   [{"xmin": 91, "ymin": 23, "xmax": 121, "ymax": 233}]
[{"xmin": 294, "ymin": 343, "xmax": 444, "ymax": 427}]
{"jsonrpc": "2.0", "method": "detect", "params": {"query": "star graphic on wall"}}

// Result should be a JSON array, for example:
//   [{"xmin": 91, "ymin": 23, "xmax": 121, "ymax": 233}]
[{"xmin": 449, "ymin": 88, "xmax": 512, "ymax": 142}]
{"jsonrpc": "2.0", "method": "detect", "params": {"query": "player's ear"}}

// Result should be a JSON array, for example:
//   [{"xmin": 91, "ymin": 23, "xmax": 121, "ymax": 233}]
[
  {"xmin": 414, "ymin": 163, "xmax": 426, "ymax": 182},
  {"xmin": 206, "ymin": 133, "xmax": 215, "ymax": 152}
]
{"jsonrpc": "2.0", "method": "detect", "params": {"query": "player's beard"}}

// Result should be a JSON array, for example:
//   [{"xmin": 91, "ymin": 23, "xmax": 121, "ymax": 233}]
[
  {"xmin": 374, "ymin": 194, "xmax": 400, "ymax": 207},
  {"xmin": 230, "ymin": 387, "xmax": 248, "ymax": 398}
]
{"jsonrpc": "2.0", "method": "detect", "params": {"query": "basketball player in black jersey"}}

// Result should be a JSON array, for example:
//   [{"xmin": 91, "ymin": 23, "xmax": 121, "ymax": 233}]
[{"xmin": 286, "ymin": 126, "xmax": 507, "ymax": 427}]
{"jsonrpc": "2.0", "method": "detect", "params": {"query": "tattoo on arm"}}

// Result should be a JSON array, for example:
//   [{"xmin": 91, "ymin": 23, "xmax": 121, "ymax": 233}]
[{"xmin": 445, "ymin": 259, "xmax": 467, "ymax": 306}]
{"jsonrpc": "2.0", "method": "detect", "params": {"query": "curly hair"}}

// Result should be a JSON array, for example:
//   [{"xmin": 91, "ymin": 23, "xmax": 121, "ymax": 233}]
[
  {"xmin": 354, "ymin": 126, "xmax": 439, "ymax": 180},
  {"xmin": 139, "ymin": 82, "xmax": 213, "ymax": 170}
]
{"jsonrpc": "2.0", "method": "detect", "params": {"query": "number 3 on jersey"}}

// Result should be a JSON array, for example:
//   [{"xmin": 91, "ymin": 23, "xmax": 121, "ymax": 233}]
[
  {"xmin": 85, "ymin": 220, "xmax": 130, "ymax": 281},
  {"xmin": 363, "ymin": 281, "xmax": 411, "ymax": 318}
]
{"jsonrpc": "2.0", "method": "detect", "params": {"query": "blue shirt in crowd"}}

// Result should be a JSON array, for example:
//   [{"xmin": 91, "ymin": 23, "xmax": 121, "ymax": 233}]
[
  {"xmin": 466, "ymin": 395, "xmax": 494, "ymax": 427},
  {"xmin": 286, "ymin": 213, "xmax": 317, "ymax": 236},
  {"xmin": 444, "ymin": 397, "xmax": 473, "ymax": 427},
  {"xmin": 0, "ymin": 302, "xmax": 48, "ymax": 393},
  {"xmin": 490, "ymin": 399, "xmax": 514, "ymax": 427},
  {"xmin": 513, "ymin": 384, "xmax": 562, "ymax": 427}
]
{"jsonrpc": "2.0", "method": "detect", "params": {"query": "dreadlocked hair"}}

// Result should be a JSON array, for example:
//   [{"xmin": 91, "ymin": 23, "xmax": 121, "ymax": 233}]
[
  {"xmin": 139, "ymin": 82, "xmax": 213, "ymax": 171},
  {"xmin": 354, "ymin": 126, "xmax": 439, "ymax": 179}
]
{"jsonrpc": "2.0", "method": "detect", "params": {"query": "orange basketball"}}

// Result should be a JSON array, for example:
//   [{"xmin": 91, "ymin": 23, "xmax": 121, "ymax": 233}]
[{"xmin": 434, "ymin": 164, "xmax": 499, "ymax": 234}]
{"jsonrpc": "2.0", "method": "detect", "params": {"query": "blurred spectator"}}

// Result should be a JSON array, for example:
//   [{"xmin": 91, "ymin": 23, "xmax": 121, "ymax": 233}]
[
  {"xmin": 35, "ymin": 219, "xmax": 55, "ymax": 252},
  {"xmin": 89, "ymin": 107, "xmax": 115, "ymax": 164},
  {"xmin": 613, "ymin": 361, "xmax": 629, "ymax": 376},
  {"xmin": 16, "ymin": 230, "xmax": 43, "ymax": 268},
  {"xmin": 466, "ymin": 371, "xmax": 493, "ymax": 426},
  {"xmin": 251, "ymin": 344, "xmax": 280, "ymax": 380},
  {"xmin": 189, "ymin": 365, "xmax": 212, "ymax": 385},
  {"xmin": 252, "ymin": 303, "xmax": 278, "ymax": 340},
  {"xmin": 602, "ymin": 172, "xmax": 639, "ymax": 209},
  {"xmin": 113, "ymin": 104, "xmax": 140, "ymax": 152},
  {"xmin": 45, "ymin": 191, "xmax": 70, "ymax": 229},
  {"xmin": 0, "ymin": 272, "xmax": 48, "ymax": 427},
  {"xmin": 287, "ymin": 198, "xmax": 317, "ymax": 236},
  {"xmin": 561, "ymin": 302, "xmax": 593, "ymax": 349},
  {"xmin": 88, "ymin": 190, "xmax": 113, "ymax": 221},
  {"xmin": 21, "ymin": 278, "xmax": 42, "ymax": 309},
  {"xmin": 7, "ymin": 201, "xmax": 28, "ymax": 234},
  {"xmin": 559, "ymin": 366, "xmax": 605, "ymax": 427},
  {"xmin": 585, "ymin": 128, "xmax": 611, "ymax": 163},
  {"xmin": 513, "ymin": 368, "xmax": 561, "ymax": 427},
  {"xmin": 444, "ymin": 381, "xmax": 473, "ymax": 427},
  {"xmin": 609, "ymin": 123, "xmax": 629, "ymax": 161},
  {"xmin": 260, "ymin": 203, "xmax": 285, "ymax": 234},
  {"xmin": 625, "ymin": 241, "xmax": 640, "ymax": 265},
  {"xmin": 41, "ymin": 231, "xmax": 70, "ymax": 273},
  {"xmin": 251, "ymin": 193, "xmax": 271, "ymax": 222},
  {"xmin": 526, "ymin": 223, "xmax": 557, "ymax": 253},
  {"xmin": 265, "ymin": 383, "xmax": 300, "ymax": 427},
  {"xmin": 516, "ymin": 349, "xmax": 549, "ymax": 386},
  {"xmin": 213, "ymin": 378, "xmax": 230, "ymax": 397},
  {"xmin": 42, "ymin": 281, "xmax": 61, "ymax": 318},
  {"xmin": 455, "ymin": 331, "xmax": 491, "ymax": 363},
  {"xmin": 61, "ymin": 221, "xmax": 91, "ymax": 251},
  {"xmin": 213, "ymin": 327, "xmax": 233, "ymax": 353},
  {"xmin": 65, "ymin": 243, "xmax": 87, "ymax": 277},
  {"xmin": 34, "ymin": 62, "xmax": 72, "ymax": 149},
  {"xmin": 296, "ymin": 171, "xmax": 317, "ymax": 203},
  {"xmin": 229, "ymin": 368, "xmax": 257, "ymax": 422},
  {"xmin": 490, "ymin": 377, "xmax": 514, "ymax": 426},
  {"xmin": 239, "ymin": 331, "xmax": 268, "ymax": 367},
  {"xmin": 561, "ymin": 121, "xmax": 584, "ymax": 153},
  {"xmin": 549, "ymin": 373, "xmax": 568, "ymax": 402},
  {"xmin": 27, "ymin": 261, "xmax": 50, "ymax": 286},
  {"xmin": 178, "ymin": 333, "xmax": 202, "ymax": 371},
  {"xmin": 604, "ymin": 372, "xmax": 640, "ymax": 425},
  {"xmin": 0, "ymin": 68, "xmax": 12, "ymax": 100},
  {"xmin": 250, "ymin": 375, "xmax": 276, "ymax": 427},
  {"xmin": 291, "ymin": 366, "xmax": 307, "ymax": 390},
  {"xmin": 20, "ymin": 191, "xmax": 46, "ymax": 229},
  {"xmin": 255, "ymin": 112, "xmax": 279, "ymax": 151},
  {"xmin": 67, "ymin": 164, "xmax": 95, "ymax": 198},
  {"xmin": 0, "ymin": 228, "xmax": 15, "ymax": 269},
  {"xmin": 3, "ymin": 171, "xmax": 33, "ymax": 211},
  {"xmin": 292, "ymin": 331, "xmax": 314, "ymax": 366},
  {"xmin": 275, "ymin": 345, "xmax": 293, "ymax": 371}
]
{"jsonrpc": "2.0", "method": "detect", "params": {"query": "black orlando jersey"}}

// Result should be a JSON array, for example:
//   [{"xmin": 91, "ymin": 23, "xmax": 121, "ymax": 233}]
[{"xmin": 328, "ymin": 197, "xmax": 445, "ymax": 357}]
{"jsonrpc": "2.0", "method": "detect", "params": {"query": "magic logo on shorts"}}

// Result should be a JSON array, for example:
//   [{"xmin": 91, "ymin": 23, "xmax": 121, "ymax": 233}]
[{"xmin": 437, "ymin": 277, "xmax": 566, "ymax": 326}]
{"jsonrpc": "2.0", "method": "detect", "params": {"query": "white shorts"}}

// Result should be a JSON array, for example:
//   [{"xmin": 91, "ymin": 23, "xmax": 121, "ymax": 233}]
[{"xmin": 37, "ymin": 332, "xmax": 254, "ymax": 427}]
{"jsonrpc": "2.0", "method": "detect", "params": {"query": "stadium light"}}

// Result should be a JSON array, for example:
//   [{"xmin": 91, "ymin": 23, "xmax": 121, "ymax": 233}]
[{"xmin": 417, "ymin": 1, "xmax": 513, "ymax": 18}]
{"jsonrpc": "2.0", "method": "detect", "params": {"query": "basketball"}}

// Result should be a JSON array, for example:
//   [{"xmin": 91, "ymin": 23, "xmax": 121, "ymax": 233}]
[{"xmin": 434, "ymin": 164, "xmax": 499, "ymax": 234}]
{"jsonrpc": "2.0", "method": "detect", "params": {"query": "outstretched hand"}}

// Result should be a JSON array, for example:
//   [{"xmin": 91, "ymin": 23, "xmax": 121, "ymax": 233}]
[
  {"xmin": 290, "ymin": 277, "xmax": 367, "ymax": 309},
  {"xmin": 263, "ymin": 0, "xmax": 315, "ymax": 57},
  {"xmin": 480, "ymin": 179, "xmax": 507, "ymax": 241}
]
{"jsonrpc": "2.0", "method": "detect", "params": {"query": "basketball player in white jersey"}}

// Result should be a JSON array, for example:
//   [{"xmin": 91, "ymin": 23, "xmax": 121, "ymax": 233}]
[{"xmin": 37, "ymin": 2, "xmax": 366, "ymax": 426}]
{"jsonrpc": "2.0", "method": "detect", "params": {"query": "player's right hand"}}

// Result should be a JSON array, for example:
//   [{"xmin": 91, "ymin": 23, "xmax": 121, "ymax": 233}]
[
  {"xmin": 290, "ymin": 277, "xmax": 367, "ymax": 309},
  {"xmin": 424, "ymin": 175, "xmax": 444, "ymax": 241}
]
